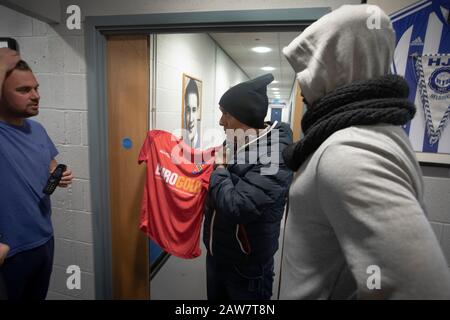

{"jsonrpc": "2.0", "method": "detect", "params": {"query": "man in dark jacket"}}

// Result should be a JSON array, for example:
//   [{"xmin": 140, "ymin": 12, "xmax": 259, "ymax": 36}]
[{"xmin": 203, "ymin": 73, "xmax": 293, "ymax": 300}]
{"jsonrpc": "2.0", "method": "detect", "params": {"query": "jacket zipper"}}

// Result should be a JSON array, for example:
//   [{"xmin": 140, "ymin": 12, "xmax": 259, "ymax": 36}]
[
  {"xmin": 236, "ymin": 224, "xmax": 251, "ymax": 254},
  {"xmin": 209, "ymin": 209, "xmax": 216, "ymax": 256}
]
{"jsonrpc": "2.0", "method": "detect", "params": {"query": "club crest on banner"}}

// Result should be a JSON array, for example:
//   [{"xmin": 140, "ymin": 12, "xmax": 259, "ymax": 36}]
[{"xmin": 414, "ymin": 54, "xmax": 450, "ymax": 145}]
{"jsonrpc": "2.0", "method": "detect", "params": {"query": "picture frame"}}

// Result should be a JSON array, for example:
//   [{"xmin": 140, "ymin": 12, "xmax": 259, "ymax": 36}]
[
  {"xmin": 182, "ymin": 74, "xmax": 203, "ymax": 148},
  {"xmin": 416, "ymin": 152, "xmax": 450, "ymax": 167}
]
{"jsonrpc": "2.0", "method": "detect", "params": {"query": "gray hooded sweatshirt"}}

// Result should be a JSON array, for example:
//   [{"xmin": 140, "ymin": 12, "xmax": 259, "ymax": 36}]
[{"xmin": 279, "ymin": 4, "xmax": 450, "ymax": 299}]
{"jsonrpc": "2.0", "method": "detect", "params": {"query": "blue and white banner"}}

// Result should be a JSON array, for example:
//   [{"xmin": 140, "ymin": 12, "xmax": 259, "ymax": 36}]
[{"xmin": 414, "ymin": 54, "xmax": 450, "ymax": 145}]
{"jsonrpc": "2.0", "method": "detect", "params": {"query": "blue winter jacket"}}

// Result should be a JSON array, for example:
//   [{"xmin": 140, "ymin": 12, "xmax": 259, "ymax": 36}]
[{"xmin": 203, "ymin": 121, "xmax": 293, "ymax": 265}]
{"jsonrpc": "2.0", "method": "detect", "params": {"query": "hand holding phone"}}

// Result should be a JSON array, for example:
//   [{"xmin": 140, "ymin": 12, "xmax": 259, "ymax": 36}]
[{"xmin": 43, "ymin": 164, "xmax": 67, "ymax": 195}]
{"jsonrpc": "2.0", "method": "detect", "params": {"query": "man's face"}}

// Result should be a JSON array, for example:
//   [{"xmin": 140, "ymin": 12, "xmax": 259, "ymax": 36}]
[
  {"xmin": 219, "ymin": 107, "xmax": 254, "ymax": 150},
  {"xmin": 0, "ymin": 70, "xmax": 40, "ymax": 119},
  {"xmin": 185, "ymin": 92, "xmax": 199, "ymax": 142},
  {"xmin": 219, "ymin": 107, "xmax": 246, "ymax": 131}
]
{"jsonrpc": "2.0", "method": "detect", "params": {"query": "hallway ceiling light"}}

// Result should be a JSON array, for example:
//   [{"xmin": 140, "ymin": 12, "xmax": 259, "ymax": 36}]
[
  {"xmin": 209, "ymin": 32, "xmax": 299, "ymax": 107},
  {"xmin": 261, "ymin": 66, "xmax": 275, "ymax": 71},
  {"xmin": 252, "ymin": 46, "xmax": 272, "ymax": 53}
]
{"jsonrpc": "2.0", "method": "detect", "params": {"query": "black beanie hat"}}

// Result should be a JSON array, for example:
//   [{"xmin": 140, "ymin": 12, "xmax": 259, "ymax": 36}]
[{"xmin": 219, "ymin": 73, "xmax": 274, "ymax": 129}]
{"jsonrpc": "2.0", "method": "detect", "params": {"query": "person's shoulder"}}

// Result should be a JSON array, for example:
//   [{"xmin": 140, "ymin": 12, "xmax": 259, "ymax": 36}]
[
  {"xmin": 271, "ymin": 121, "xmax": 293, "ymax": 144},
  {"xmin": 314, "ymin": 125, "xmax": 417, "ymax": 187},
  {"xmin": 26, "ymin": 119, "xmax": 45, "ymax": 129},
  {"xmin": 320, "ymin": 124, "xmax": 411, "ymax": 155},
  {"xmin": 273, "ymin": 121, "xmax": 290, "ymax": 131},
  {"xmin": 26, "ymin": 119, "xmax": 51, "ymax": 136}
]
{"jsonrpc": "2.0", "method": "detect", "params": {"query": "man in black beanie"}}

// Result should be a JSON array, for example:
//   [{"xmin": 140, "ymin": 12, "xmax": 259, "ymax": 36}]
[
  {"xmin": 218, "ymin": 73, "xmax": 273, "ymax": 129},
  {"xmin": 202, "ymin": 73, "xmax": 293, "ymax": 300}
]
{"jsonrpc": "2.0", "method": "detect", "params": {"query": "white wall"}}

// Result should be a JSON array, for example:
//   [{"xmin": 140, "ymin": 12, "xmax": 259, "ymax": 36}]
[
  {"xmin": 287, "ymin": 84, "xmax": 296, "ymax": 127},
  {"xmin": 368, "ymin": 0, "xmax": 418, "ymax": 15},
  {"xmin": 423, "ymin": 168, "xmax": 450, "ymax": 271},
  {"xmin": 214, "ymin": 48, "xmax": 249, "ymax": 138},
  {"xmin": 0, "ymin": 0, "xmax": 60, "ymax": 23},
  {"xmin": 281, "ymin": 106, "xmax": 290, "ymax": 123},
  {"xmin": 155, "ymin": 33, "xmax": 248, "ymax": 148},
  {"xmin": 0, "ymin": 4, "xmax": 95, "ymax": 300}
]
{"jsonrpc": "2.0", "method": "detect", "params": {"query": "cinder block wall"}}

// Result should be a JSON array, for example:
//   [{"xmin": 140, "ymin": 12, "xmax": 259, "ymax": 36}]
[
  {"xmin": 422, "ymin": 169, "xmax": 450, "ymax": 273},
  {"xmin": 0, "ymin": 5, "xmax": 95, "ymax": 300}
]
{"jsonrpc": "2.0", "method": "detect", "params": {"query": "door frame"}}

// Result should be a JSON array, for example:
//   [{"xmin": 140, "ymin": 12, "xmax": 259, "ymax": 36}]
[{"xmin": 86, "ymin": 7, "xmax": 330, "ymax": 299}]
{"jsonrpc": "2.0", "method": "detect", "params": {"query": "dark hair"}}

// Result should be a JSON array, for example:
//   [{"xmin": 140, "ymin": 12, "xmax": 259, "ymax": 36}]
[
  {"xmin": 5, "ymin": 60, "xmax": 32, "ymax": 78},
  {"xmin": 185, "ymin": 79, "xmax": 199, "ymax": 103},
  {"xmin": 14, "ymin": 60, "xmax": 32, "ymax": 72}
]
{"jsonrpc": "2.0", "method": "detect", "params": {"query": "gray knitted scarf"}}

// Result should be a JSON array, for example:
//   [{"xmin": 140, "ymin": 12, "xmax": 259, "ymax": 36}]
[{"xmin": 283, "ymin": 75, "xmax": 416, "ymax": 171}]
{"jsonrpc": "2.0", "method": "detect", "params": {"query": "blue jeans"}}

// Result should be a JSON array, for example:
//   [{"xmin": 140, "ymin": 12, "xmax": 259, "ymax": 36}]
[
  {"xmin": 206, "ymin": 254, "xmax": 275, "ymax": 300},
  {"xmin": 2, "ymin": 237, "xmax": 54, "ymax": 300}
]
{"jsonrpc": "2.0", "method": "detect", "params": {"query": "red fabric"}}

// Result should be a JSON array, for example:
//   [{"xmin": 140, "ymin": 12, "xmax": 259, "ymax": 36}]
[{"xmin": 138, "ymin": 130, "xmax": 216, "ymax": 259}]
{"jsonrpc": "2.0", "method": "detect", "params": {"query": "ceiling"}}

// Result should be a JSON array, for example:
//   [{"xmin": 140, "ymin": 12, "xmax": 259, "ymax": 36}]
[{"xmin": 209, "ymin": 31, "xmax": 300, "ymax": 105}]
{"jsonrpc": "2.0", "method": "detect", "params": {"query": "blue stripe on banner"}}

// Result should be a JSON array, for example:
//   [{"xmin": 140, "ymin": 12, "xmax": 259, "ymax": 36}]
[
  {"xmin": 390, "ymin": 0, "xmax": 429, "ymax": 21},
  {"xmin": 403, "ymin": 121, "xmax": 412, "ymax": 136},
  {"xmin": 437, "ymin": 22, "xmax": 450, "ymax": 65},
  {"xmin": 403, "ymin": 30, "xmax": 427, "ymax": 136}
]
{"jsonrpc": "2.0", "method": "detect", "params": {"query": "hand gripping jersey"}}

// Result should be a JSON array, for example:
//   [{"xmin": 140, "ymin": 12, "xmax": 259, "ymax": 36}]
[
  {"xmin": 138, "ymin": 130, "xmax": 216, "ymax": 259},
  {"xmin": 391, "ymin": 0, "xmax": 450, "ymax": 153}
]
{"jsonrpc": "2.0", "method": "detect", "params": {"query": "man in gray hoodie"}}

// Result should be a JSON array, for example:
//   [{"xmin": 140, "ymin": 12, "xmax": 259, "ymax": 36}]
[{"xmin": 279, "ymin": 4, "xmax": 450, "ymax": 299}]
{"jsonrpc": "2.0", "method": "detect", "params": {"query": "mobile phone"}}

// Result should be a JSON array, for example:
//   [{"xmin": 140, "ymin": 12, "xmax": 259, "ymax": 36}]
[
  {"xmin": 0, "ymin": 38, "xmax": 19, "ymax": 51},
  {"xmin": 42, "ymin": 164, "xmax": 67, "ymax": 195}
]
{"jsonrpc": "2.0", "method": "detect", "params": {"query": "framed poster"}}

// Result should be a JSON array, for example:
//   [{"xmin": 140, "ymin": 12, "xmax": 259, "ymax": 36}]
[{"xmin": 182, "ymin": 74, "xmax": 202, "ymax": 148}]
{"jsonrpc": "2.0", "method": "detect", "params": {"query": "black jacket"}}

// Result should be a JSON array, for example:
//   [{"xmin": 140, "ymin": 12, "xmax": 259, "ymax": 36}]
[{"xmin": 203, "ymin": 121, "xmax": 293, "ymax": 265}]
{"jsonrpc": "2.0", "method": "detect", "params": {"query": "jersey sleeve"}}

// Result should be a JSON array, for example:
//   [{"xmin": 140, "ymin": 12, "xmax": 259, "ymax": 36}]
[{"xmin": 138, "ymin": 133, "xmax": 151, "ymax": 164}]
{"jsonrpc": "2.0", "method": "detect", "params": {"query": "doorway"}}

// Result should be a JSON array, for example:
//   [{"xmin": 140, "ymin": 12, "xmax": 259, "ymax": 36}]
[
  {"xmin": 87, "ymin": 8, "xmax": 329, "ymax": 299},
  {"xmin": 106, "ymin": 35, "xmax": 150, "ymax": 299}
]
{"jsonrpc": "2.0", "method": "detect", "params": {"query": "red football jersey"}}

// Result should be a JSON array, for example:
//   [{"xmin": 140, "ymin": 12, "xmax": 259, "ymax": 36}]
[{"xmin": 138, "ymin": 130, "xmax": 216, "ymax": 259}]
